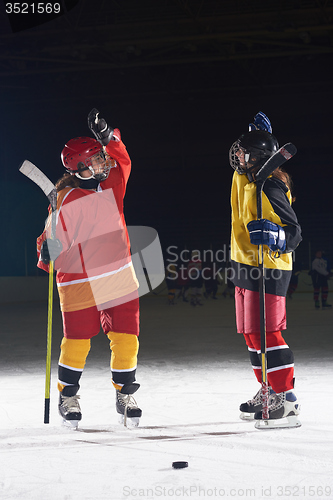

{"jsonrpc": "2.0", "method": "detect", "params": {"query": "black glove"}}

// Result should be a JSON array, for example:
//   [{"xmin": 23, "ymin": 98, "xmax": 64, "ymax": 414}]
[
  {"xmin": 40, "ymin": 238, "xmax": 63, "ymax": 264},
  {"xmin": 87, "ymin": 108, "xmax": 114, "ymax": 146}
]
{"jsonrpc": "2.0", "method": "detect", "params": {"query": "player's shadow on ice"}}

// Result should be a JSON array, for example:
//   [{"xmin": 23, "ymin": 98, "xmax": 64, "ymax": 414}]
[{"xmin": 76, "ymin": 420, "xmax": 255, "ymax": 439}]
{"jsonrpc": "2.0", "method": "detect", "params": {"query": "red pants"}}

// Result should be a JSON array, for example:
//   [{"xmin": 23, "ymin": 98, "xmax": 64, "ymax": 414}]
[
  {"xmin": 235, "ymin": 287, "xmax": 294, "ymax": 393},
  {"xmin": 62, "ymin": 297, "xmax": 140, "ymax": 339},
  {"xmin": 235, "ymin": 287, "xmax": 286, "ymax": 334}
]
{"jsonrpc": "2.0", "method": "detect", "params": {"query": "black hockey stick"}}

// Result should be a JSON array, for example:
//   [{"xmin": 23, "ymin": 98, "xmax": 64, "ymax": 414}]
[
  {"xmin": 19, "ymin": 160, "xmax": 57, "ymax": 424},
  {"xmin": 255, "ymin": 143, "xmax": 297, "ymax": 422}
]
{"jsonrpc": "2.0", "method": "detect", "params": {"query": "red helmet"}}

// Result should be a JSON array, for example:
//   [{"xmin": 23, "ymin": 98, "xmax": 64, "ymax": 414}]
[
  {"xmin": 61, "ymin": 137, "xmax": 115, "ymax": 182},
  {"xmin": 61, "ymin": 137, "xmax": 101, "ymax": 171}
]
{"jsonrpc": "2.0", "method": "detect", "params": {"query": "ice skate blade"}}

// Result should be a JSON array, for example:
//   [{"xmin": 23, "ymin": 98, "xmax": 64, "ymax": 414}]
[
  {"xmin": 239, "ymin": 412, "xmax": 255, "ymax": 421},
  {"xmin": 254, "ymin": 415, "xmax": 301, "ymax": 430},
  {"xmin": 118, "ymin": 414, "xmax": 140, "ymax": 428},
  {"xmin": 62, "ymin": 418, "xmax": 80, "ymax": 430}
]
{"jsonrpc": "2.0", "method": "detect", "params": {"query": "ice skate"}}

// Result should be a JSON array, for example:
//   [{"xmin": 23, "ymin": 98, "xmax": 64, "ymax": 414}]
[
  {"xmin": 322, "ymin": 300, "xmax": 332, "ymax": 309},
  {"xmin": 254, "ymin": 390, "xmax": 301, "ymax": 429},
  {"xmin": 58, "ymin": 386, "xmax": 82, "ymax": 429},
  {"xmin": 116, "ymin": 383, "xmax": 142, "ymax": 428},
  {"xmin": 239, "ymin": 385, "xmax": 272, "ymax": 420}
]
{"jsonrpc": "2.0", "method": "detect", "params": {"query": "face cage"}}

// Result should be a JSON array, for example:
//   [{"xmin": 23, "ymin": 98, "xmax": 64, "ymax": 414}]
[
  {"xmin": 74, "ymin": 150, "xmax": 116, "ymax": 182},
  {"xmin": 229, "ymin": 141, "xmax": 248, "ymax": 174},
  {"xmin": 229, "ymin": 141, "xmax": 265, "ymax": 175}
]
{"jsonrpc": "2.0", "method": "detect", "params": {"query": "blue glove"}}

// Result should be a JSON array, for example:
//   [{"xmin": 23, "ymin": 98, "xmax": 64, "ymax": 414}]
[
  {"xmin": 247, "ymin": 219, "xmax": 286, "ymax": 252},
  {"xmin": 249, "ymin": 112, "xmax": 272, "ymax": 134},
  {"xmin": 40, "ymin": 238, "xmax": 63, "ymax": 264}
]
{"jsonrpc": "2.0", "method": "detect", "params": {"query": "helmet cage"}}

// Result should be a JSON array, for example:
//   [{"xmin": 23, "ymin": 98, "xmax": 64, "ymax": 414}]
[
  {"xmin": 69, "ymin": 150, "xmax": 116, "ymax": 182},
  {"xmin": 229, "ymin": 140, "xmax": 244, "ymax": 174},
  {"xmin": 229, "ymin": 140, "xmax": 263, "ymax": 174}
]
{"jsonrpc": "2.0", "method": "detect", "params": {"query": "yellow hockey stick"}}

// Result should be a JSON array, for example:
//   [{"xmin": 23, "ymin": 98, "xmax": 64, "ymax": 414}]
[{"xmin": 19, "ymin": 160, "xmax": 57, "ymax": 424}]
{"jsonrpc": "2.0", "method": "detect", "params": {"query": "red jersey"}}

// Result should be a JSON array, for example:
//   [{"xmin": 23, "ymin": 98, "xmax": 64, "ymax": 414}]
[{"xmin": 37, "ymin": 131, "xmax": 139, "ymax": 312}]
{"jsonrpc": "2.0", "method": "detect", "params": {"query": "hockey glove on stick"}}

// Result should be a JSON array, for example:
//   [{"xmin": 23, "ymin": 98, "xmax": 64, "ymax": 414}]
[
  {"xmin": 88, "ymin": 108, "xmax": 114, "ymax": 146},
  {"xmin": 247, "ymin": 219, "xmax": 286, "ymax": 253},
  {"xmin": 41, "ymin": 238, "xmax": 63, "ymax": 264},
  {"xmin": 249, "ymin": 112, "xmax": 272, "ymax": 134}
]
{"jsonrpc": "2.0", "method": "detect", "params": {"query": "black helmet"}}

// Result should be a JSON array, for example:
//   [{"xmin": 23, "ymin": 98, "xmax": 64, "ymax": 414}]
[{"xmin": 229, "ymin": 130, "xmax": 279, "ymax": 175}]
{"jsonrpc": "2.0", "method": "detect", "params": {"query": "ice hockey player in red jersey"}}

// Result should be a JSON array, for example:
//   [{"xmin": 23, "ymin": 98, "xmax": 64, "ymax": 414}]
[
  {"xmin": 229, "ymin": 112, "xmax": 302, "ymax": 428},
  {"xmin": 37, "ymin": 109, "xmax": 141, "ymax": 428}
]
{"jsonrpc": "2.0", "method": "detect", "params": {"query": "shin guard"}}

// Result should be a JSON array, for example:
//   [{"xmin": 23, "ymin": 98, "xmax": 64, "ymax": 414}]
[
  {"xmin": 58, "ymin": 338, "xmax": 91, "ymax": 392},
  {"xmin": 244, "ymin": 331, "xmax": 294, "ymax": 393},
  {"xmin": 107, "ymin": 332, "xmax": 139, "ymax": 391}
]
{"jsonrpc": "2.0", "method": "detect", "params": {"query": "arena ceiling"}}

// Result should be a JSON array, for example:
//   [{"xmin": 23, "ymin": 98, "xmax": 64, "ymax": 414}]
[{"xmin": 1, "ymin": 0, "xmax": 333, "ymax": 102}]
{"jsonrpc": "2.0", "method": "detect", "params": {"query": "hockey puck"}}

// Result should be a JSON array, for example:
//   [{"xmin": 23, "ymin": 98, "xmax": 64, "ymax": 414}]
[{"xmin": 172, "ymin": 461, "xmax": 188, "ymax": 469}]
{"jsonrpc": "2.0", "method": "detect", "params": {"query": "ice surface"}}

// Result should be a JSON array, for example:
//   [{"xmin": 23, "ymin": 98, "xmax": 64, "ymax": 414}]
[{"xmin": 1, "ymin": 291, "xmax": 333, "ymax": 500}]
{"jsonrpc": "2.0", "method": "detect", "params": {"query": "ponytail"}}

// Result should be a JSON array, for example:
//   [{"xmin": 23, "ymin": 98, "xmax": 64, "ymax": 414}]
[{"xmin": 55, "ymin": 173, "xmax": 80, "ymax": 192}]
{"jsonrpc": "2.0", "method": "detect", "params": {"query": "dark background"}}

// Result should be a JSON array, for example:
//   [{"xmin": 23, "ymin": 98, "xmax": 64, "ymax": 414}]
[{"xmin": 0, "ymin": 0, "xmax": 332, "ymax": 276}]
